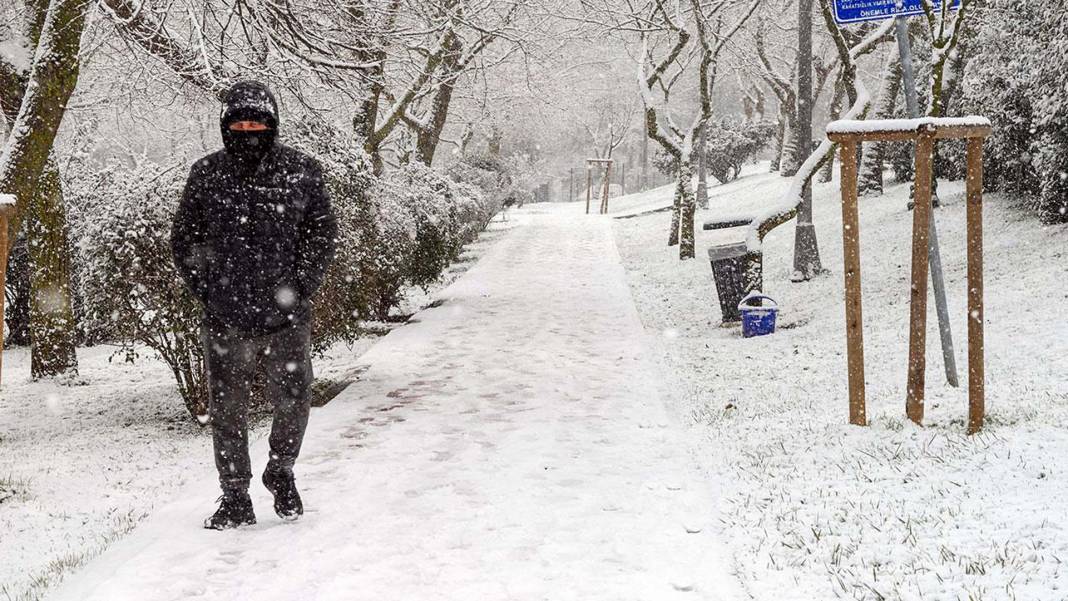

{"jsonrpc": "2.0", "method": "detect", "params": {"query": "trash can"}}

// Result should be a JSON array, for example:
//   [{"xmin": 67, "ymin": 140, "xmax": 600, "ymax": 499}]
[{"xmin": 708, "ymin": 242, "xmax": 749, "ymax": 322}]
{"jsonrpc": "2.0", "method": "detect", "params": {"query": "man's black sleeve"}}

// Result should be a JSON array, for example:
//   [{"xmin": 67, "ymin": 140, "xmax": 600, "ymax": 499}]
[
  {"xmin": 171, "ymin": 164, "xmax": 210, "ymax": 302},
  {"xmin": 296, "ymin": 159, "xmax": 338, "ymax": 299}
]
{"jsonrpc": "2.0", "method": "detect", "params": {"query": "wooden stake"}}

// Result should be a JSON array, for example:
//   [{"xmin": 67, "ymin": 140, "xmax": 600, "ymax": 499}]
[
  {"xmin": 966, "ymin": 137, "xmax": 985, "ymax": 435},
  {"xmin": 601, "ymin": 163, "xmax": 612, "ymax": 214},
  {"xmin": 906, "ymin": 130, "xmax": 936, "ymax": 425},
  {"xmin": 829, "ymin": 121, "xmax": 990, "ymax": 432},
  {"xmin": 0, "ymin": 210, "xmax": 9, "ymax": 391},
  {"xmin": 840, "ymin": 141, "xmax": 866, "ymax": 426},
  {"xmin": 585, "ymin": 166, "xmax": 592, "ymax": 214}
]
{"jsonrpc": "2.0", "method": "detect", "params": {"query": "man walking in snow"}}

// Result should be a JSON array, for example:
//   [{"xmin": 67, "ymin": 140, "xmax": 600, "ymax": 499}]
[{"xmin": 171, "ymin": 80, "xmax": 337, "ymax": 530}]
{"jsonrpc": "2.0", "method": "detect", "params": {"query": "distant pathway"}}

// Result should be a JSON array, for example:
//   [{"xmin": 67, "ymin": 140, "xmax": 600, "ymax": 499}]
[{"xmin": 47, "ymin": 205, "xmax": 737, "ymax": 601}]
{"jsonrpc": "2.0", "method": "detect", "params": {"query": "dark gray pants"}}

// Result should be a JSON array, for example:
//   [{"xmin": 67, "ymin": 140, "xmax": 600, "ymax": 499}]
[{"xmin": 202, "ymin": 322, "xmax": 313, "ymax": 493}]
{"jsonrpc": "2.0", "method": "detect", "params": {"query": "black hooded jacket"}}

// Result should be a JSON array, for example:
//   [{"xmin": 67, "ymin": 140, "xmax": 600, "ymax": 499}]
[{"xmin": 171, "ymin": 81, "xmax": 338, "ymax": 336}]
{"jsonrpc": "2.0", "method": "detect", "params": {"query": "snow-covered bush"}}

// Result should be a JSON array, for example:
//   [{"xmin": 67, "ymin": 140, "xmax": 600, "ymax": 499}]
[
  {"xmin": 959, "ymin": 0, "xmax": 1068, "ymax": 222},
  {"xmin": 287, "ymin": 121, "xmax": 416, "ymax": 339},
  {"xmin": 447, "ymin": 152, "xmax": 527, "ymax": 211},
  {"xmin": 653, "ymin": 119, "xmax": 776, "ymax": 184},
  {"xmin": 705, "ymin": 120, "xmax": 777, "ymax": 184},
  {"xmin": 289, "ymin": 123, "xmax": 496, "ymax": 325},
  {"xmin": 70, "ymin": 159, "xmax": 209, "ymax": 419},
  {"xmin": 382, "ymin": 162, "xmax": 493, "ymax": 291}
]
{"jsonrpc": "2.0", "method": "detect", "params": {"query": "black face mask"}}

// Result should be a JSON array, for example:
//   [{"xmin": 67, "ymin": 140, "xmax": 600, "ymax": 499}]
[{"xmin": 222, "ymin": 127, "xmax": 276, "ymax": 164}]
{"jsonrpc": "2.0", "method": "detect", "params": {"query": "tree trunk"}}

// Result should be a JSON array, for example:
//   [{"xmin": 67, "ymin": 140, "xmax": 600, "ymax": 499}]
[
  {"xmin": 0, "ymin": 0, "xmax": 87, "ymax": 378},
  {"xmin": 770, "ymin": 111, "xmax": 785, "ymax": 173},
  {"xmin": 0, "ymin": 0, "xmax": 90, "ymax": 239},
  {"xmin": 640, "ymin": 121, "xmax": 650, "ymax": 189},
  {"xmin": 696, "ymin": 124, "xmax": 709, "ymax": 209},
  {"xmin": 780, "ymin": 112, "xmax": 800, "ymax": 176},
  {"xmin": 859, "ymin": 48, "xmax": 902, "ymax": 197},
  {"xmin": 459, "ymin": 122, "xmax": 474, "ymax": 155},
  {"xmin": 678, "ymin": 158, "xmax": 696, "ymax": 259},
  {"xmin": 354, "ymin": 53, "xmax": 386, "ymax": 175},
  {"xmin": 27, "ymin": 161, "xmax": 77, "ymax": 377},
  {"xmin": 488, "ymin": 126, "xmax": 502, "ymax": 157},
  {"xmin": 818, "ymin": 83, "xmax": 845, "ymax": 183},
  {"xmin": 414, "ymin": 80, "xmax": 456, "ymax": 166},
  {"xmin": 414, "ymin": 33, "xmax": 462, "ymax": 167},
  {"xmin": 668, "ymin": 174, "xmax": 682, "ymax": 247},
  {"xmin": 792, "ymin": 0, "xmax": 822, "ymax": 281}
]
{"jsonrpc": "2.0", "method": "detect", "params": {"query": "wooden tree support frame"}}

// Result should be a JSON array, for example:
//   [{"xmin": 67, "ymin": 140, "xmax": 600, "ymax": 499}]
[
  {"xmin": 585, "ymin": 158, "xmax": 613, "ymax": 215},
  {"xmin": 827, "ymin": 120, "xmax": 991, "ymax": 435},
  {"xmin": 0, "ymin": 203, "xmax": 15, "ymax": 391}
]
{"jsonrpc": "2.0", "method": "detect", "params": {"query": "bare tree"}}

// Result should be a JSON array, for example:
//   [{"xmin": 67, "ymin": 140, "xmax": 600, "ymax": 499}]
[
  {"xmin": 402, "ymin": 1, "xmax": 524, "ymax": 166},
  {"xmin": 746, "ymin": 4, "xmax": 840, "ymax": 178},
  {"xmin": 919, "ymin": 0, "xmax": 977, "ymax": 118},
  {"xmin": 637, "ymin": 0, "xmax": 759, "ymax": 260},
  {"xmin": 742, "ymin": 2, "xmax": 893, "ymax": 291}
]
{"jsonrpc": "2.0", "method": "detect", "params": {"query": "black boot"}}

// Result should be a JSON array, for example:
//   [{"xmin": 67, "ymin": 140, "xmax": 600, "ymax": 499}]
[
  {"xmin": 204, "ymin": 490, "xmax": 256, "ymax": 530},
  {"xmin": 262, "ymin": 468, "xmax": 303, "ymax": 521}
]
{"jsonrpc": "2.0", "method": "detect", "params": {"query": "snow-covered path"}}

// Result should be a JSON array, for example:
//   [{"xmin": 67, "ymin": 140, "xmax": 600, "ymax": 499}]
[{"xmin": 47, "ymin": 207, "xmax": 736, "ymax": 601}]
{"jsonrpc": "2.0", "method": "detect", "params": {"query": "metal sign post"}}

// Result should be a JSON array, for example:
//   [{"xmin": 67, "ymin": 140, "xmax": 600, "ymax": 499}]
[
  {"xmin": 896, "ymin": 16, "xmax": 960, "ymax": 388},
  {"xmin": 832, "ymin": 0, "xmax": 961, "ymax": 389}
]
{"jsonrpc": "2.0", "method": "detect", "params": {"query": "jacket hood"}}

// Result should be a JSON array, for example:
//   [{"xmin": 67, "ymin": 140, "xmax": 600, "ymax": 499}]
[
  {"xmin": 220, "ymin": 80, "xmax": 279, "ymax": 129},
  {"xmin": 220, "ymin": 80, "xmax": 279, "ymax": 162}
]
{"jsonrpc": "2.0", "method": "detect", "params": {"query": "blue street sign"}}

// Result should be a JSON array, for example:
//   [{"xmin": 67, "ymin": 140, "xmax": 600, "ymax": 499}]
[{"xmin": 832, "ymin": 0, "xmax": 961, "ymax": 25}]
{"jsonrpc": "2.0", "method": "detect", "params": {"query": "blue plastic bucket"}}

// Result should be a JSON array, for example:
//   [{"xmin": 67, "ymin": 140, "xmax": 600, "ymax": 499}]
[{"xmin": 738, "ymin": 293, "xmax": 778, "ymax": 338}]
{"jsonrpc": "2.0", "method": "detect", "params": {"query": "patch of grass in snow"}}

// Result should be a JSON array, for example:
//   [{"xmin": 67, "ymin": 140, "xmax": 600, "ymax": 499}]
[
  {"xmin": 1, "ymin": 509, "xmax": 145, "ymax": 601},
  {"xmin": 0, "ymin": 474, "xmax": 31, "ymax": 505}
]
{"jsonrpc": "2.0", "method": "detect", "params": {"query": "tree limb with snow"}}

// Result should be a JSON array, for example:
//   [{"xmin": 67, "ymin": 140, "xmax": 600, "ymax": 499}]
[{"xmin": 739, "ymin": 1, "xmax": 894, "ymax": 290}]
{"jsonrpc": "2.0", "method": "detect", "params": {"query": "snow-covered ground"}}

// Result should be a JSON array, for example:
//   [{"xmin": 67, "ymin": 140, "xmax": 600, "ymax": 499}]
[
  {"xmin": 609, "ymin": 163, "xmax": 770, "ymax": 219},
  {"xmin": 613, "ymin": 167, "xmax": 1068, "ymax": 600},
  {"xmin": 43, "ymin": 205, "xmax": 738, "ymax": 601},
  {"xmin": 0, "ymin": 220, "xmax": 514, "ymax": 601},
  {"xmin": 5, "ymin": 166, "xmax": 1065, "ymax": 601}
]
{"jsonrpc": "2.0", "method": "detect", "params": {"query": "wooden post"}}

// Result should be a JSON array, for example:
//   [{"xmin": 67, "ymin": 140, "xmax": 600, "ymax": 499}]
[
  {"xmin": 906, "ymin": 129, "xmax": 936, "ymax": 424},
  {"xmin": 585, "ymin": 164, "xmax": 592, "ymax": 214},
  {"xmin": 966, "ymin": 138, "xmax": 985, "ymax": 434},
  {"xmin": 0, "ymin": 207, "xmax": 11, "ymax": 390},
  {"xmin": 829, "ymin": 120, "xmax": 990, "ymax": 433},
  {"xmin": 840, "ymin": 140, "xmax": 866, "ymax": 426},
  {"xmin": 601, "ymin": 162, "xmax": 612, "ymax": 214}
]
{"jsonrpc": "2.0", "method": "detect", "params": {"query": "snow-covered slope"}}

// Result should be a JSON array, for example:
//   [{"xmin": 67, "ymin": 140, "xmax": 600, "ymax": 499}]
[
  {"xmin": 606, "ymin": 163, "xmax": 771, "ymax": 219},
  {"xmin": 614, "ymin": 166, "xmax": 1068, "ymax": 600}
]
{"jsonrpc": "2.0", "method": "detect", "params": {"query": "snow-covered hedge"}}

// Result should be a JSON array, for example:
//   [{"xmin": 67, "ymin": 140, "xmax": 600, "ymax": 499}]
[
  {"xmin": 383, "ymin": 162, "xmax": 497, "ymax": 292},
  {"xmin": 446, "ymin": 152, "xmax": 531, "ymax": 210},
  {"xmin": 958, "ymin": 0, "xmax": 1068, "ymax": 223},
  {"xmin": 68, "ymin": 123, "xmax": 500, "ymax": 420},
  {"xmin": 70, "ymin": 159, "xmax": 209, "ymax": 417},
  {"xmin": 653, "ymin": 119, "xmax": 776, "ymax": 184}
]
